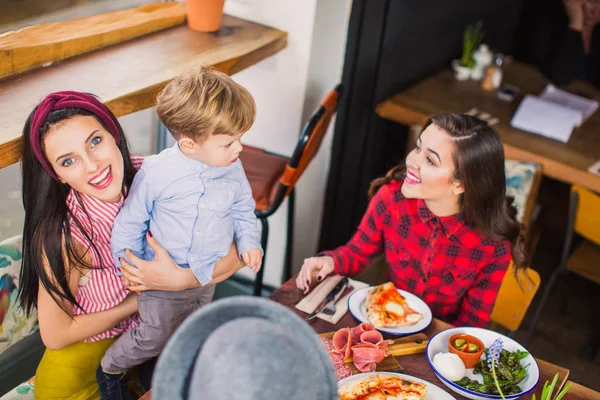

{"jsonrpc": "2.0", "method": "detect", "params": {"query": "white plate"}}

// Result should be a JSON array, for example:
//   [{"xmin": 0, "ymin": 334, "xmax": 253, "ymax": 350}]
[
  {"xmin": 347, "ymin": 286, "xmax": 433, "ymax": 336},
  {"xmin": 338, "ymin": 371, "xmax": 456, "ymax": 400},
  {"xmin": 426, "ymin": 327, "xmax": 540, "ymax": 400}
]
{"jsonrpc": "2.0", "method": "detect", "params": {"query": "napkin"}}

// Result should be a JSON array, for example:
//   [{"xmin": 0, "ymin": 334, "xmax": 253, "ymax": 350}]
[{"xmin": 295, "ymin": 275, "xmax": 369, "ymax": 324}]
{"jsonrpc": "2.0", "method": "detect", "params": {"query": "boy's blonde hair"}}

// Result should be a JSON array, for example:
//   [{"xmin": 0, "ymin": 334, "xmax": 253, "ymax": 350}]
[{"xmin": 156, "ymin": 65, "xmax": 256, "ymax": 141}]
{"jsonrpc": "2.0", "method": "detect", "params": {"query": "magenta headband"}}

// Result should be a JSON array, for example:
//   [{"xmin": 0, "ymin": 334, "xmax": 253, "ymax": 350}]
[{"xmin": 30, "ymin": 91, "xmax": 121, "ymax": 180}]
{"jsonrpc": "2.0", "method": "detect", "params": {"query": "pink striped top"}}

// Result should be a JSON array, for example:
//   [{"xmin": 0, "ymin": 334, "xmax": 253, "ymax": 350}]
[{"xmin": 65, "ymin": 156, "xmax": 143, "ymax": 342}]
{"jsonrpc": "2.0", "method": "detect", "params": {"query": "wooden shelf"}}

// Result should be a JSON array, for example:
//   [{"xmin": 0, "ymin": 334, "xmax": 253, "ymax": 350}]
[
  {"xmin": 0, "ymin": 15, "xmax": 287, "ymax": 169},
  {"xmin": 376, "ymin": 62, "xmax": 600, "ymax": 193}
]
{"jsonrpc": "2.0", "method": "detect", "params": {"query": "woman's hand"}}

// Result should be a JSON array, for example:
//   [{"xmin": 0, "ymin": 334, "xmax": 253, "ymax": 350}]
[
  {"xmin": 119, "ymin": 233, "xmax": 245, "ymax": 291},
  {"xmin": 564, "ymin": 0, "xmax": 585, "ymax": 31},
  {"xmin": 295, "ymin": 256, "xmax": 335, "ymax": 293},
  {"xmin": 119, "ymin": 233, "xmax": 197, "ymax": 292}
]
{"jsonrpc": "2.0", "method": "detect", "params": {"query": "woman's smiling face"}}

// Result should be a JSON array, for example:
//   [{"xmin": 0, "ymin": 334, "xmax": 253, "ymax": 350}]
[
  {"xmin": 43, "ymin": 115, "xmax": 124, "ymax": 203},
  {"xmin": 402, "ymin": 124, "xmax": 464, "ymax": 216}
]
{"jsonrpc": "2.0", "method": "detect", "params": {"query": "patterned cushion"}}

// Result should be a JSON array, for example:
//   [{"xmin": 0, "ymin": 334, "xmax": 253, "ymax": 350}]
[
  {"xmin": 0, "ymin": 377, "xmax": 34, "ymax": 400},
  {"xmin": 505, "ymin": 160, "xmax": 538, "ymax": 223},
  {"xmin": 0, "ymin": 235, "xmax": 38, "ymax": 356}
]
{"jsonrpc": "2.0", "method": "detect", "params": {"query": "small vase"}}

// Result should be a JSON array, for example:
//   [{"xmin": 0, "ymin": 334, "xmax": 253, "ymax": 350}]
[
  {"xmin": 451, "ymin": 60, "xmax": 472, "ymax": 81},
  {"xmin": 186, "ymin": 0, "xmax": 226, "ymax": 33}
]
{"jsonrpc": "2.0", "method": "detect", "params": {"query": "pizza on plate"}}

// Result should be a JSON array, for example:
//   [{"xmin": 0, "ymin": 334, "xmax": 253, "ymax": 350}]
[
  {"xmin": 338, "ymin": 373, "xmax": 428, "ymax": 400},
  {"xmin": 365, "ymin": 282, "xmax": 423, "ymax": 328}
]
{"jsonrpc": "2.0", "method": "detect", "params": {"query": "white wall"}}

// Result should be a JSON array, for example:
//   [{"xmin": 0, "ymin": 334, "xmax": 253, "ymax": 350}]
[{"xmin": 223, "ymin": 0, "xmax": 351, "ymax": 287}]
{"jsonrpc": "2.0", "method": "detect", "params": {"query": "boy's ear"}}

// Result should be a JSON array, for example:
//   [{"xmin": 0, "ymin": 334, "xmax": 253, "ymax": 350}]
[{"xmin": 178, "ymin": 136, "xmax": 197, "ymax": 155}]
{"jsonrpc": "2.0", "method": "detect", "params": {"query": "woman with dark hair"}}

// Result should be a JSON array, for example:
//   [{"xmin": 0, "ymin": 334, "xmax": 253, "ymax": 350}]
[
  {"xmin": 296, "ymin": 113, "xmax": 526, "ymax": 328},
  {"xmin": 18, "ymin": 91, "xmax": 244, "ymax": 399}
]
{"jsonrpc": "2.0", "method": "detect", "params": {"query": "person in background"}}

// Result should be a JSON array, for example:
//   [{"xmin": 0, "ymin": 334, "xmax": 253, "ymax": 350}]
[
  {"xmin": 516, "ymin": 0, "xmax": 600, "ymax": 88},
  {"xmin": 18, "ymin": 91, "xmax": 244, "ymax": 399},
  {"xmin": 97, "ymin": 65, "xmax": 263, "ymax": 399},
  {"xmin": 296, "ymin": 114, "xmax": 527, "ymax": 328}
]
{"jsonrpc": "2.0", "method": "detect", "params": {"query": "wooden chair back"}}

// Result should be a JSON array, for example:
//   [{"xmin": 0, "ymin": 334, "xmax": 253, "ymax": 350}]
[
  {"xmin": 490, "ymin": 262, "xmax": 541, "ymax": 332},
  {"xmin": 280, "ymin": 84, "xmax": 342, "ymax": 192},
  {"xmin": 571, "ymin": 185, "xmax": 600, "ymax": 246}
]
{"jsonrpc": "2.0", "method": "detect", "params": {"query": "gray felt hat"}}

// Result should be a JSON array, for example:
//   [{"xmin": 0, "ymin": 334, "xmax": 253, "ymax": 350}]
[{"xmin": 152, "ymin": 296, "xmax": 339, "ymax": 399}]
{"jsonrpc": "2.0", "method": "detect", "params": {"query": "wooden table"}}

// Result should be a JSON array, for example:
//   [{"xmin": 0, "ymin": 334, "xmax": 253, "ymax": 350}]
[
  {"xmin": 376, "ymin": 61, "xmax": 600, "ymax": 193},
  {"xmin": 564, "ymin": 380, "xmax": 600, "ymax": 399},
  {"xmin": 269, "ymin": 278, "xmax": 576, "ymax": 400},
  {"xmin": 0, "ymin": 15, "xmax": 287, "ymax": 169},
  {"xmin": 140, "ymin": 277, "xmax": 598, "ymax": 399}
]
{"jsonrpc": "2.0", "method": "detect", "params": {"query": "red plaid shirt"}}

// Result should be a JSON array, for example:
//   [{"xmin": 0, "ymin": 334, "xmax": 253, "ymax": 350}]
[{"xmin": 323, "ymin": 181, "xmax": 511, "ymax": 327}]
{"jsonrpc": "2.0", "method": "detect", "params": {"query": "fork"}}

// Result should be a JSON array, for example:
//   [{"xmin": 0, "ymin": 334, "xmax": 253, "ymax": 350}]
[{"xmin": 321, "ymin": 285, "xmax": 354, "ymax": 316}]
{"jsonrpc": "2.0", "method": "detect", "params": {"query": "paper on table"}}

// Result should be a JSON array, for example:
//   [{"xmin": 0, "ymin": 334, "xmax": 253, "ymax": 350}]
[
  {"xmin": 510, "ymin": 95, "xmax": 582, "ymax": 143},
  {"xmin": 295, "ymin": 275, "xmax": 369, "ymax": 324},
  {"xmin": 540, "ymin": 84, "xmax": 599, "ymax": 124},
  {"xmin": 588, "ymin": 159, "xmax": 600, "ymax": 176}
]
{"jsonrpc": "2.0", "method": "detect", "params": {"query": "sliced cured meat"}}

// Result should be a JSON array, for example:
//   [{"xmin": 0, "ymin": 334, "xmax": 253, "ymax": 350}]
[
  {"xmin": 335, "ymin": 364, "xmax": 352, "ymax": 380},
  {"xmin": 351, "ymin": 343, "xmax": 386, "ymax": 373},
  {"xmin": 359, "ymin": 329, "xmax": 392, "ymax": 355},
  {"xmin": 320, "ymin": 337, "xmax": 352, "ymax": 380},
  {"xmin": 351, "ymin": 322, "xmax": 375, "ymax": 339},
  {"xmin": 359, "ymin": 329, "xmax": 383, "ymax": 345},
  {"xmin": 332, "ymin": 327, "xmax": 355, "ymax": 359}
]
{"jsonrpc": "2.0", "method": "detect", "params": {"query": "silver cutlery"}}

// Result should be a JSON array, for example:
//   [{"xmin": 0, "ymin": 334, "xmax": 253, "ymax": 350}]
[
  {"xmin": 321, "ymin": 285, "xmax": 354, "ymax": 316},
  {"xmin": 305, "ymin": 277, "xmax": 349, "ymax": 320}
]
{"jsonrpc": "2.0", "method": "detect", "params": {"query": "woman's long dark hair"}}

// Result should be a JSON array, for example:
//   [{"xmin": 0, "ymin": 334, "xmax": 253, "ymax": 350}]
[
  {"xmin": 369, "ymin": 113, "xmax": 527, "ymax": 271},
  {"xmin": 19, "ymin": 107, "xmax": 137, "ymax": 316}
]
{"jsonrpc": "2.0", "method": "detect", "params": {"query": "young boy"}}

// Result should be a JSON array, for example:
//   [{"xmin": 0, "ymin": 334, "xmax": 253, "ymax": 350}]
[{"xmin": 97, "ymin": 65, "xmax": 262, "ymax": 398}]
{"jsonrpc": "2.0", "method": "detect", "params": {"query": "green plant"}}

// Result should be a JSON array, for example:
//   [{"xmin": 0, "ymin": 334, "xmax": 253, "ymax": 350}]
[
  {"xmin": 532, "ymin": 373, "xmax": 572, "ymax": 400},
  {"xmin": 455, "ymin": 338, "xmax": 527, "ymax": 396},
  {"xmin": 460, "ymin": 20, "xmax": 484, "ymax": 68}
]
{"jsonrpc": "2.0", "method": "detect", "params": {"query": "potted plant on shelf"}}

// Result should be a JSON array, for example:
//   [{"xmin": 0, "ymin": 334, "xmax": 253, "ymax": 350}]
[
  {"xmin": 186, "ymin": 0, "xmax": 226, "ymax": 33},
  {"xmin": 452, "ymin": 20, "xmax": 484, "ymax": 81}
]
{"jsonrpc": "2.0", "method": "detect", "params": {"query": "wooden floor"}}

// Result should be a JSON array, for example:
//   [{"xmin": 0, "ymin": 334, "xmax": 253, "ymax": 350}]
[{"xmin": 513, "ymin": 178, "xmax": 600, "ymax": 391}]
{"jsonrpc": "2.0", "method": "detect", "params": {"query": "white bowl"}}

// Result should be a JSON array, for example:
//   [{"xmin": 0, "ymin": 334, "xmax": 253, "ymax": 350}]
[{"xmin": 426, "ymin": 327, "xmax": 539, "ymax": 400}]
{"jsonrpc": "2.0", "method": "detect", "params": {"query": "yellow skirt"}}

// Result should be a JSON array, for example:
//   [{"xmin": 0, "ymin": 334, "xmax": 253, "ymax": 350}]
[{"xmin": 34, "ymin": 337, "xmax": 117, "ymax": 400}]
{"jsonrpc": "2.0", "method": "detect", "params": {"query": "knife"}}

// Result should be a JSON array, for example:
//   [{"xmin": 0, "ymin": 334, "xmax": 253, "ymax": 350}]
[{"xmin": 305, "ymin": 277, "xmax": 349, "ymax": 321}]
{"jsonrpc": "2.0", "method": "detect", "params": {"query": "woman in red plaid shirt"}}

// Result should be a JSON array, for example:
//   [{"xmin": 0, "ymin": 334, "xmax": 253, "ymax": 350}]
[{"xmin": 297, "ymin": 113, "xmax": 527, "ymax": 327}]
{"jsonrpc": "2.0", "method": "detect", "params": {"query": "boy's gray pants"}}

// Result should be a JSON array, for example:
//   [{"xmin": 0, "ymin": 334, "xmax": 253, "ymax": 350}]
[{"xmin": 100, "ymin": 285, "xmax": 215, "ymax": 373}]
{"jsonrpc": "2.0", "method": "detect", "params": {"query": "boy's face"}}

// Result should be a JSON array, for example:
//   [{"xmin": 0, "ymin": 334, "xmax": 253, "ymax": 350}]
[{"xmin": 184, "ymin": 131, "xmax": 245, "ymax": 167}]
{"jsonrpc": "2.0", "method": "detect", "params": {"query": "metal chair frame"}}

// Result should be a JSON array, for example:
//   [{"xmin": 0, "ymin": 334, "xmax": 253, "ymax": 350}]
[
  {"xmin": 525, "ymin": 189, "xmax": 594, "ymax": 351},
  {"xmin": 251, "ymin": 84, "xmax": 343, "ymax": 295}
]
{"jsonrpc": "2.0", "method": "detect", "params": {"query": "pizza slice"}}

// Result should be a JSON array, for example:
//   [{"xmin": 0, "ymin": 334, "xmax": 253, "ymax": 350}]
[
  {"xmin": 338, "ymin": 374, "xmax": 427, "ymax": 400},
  {"xmin": 377, "ymin": 374, "xmax": 427, "ymax": 399},
  {"xmin": 365, "ymin": 282, "xmax": 423, "ymax": 328}
]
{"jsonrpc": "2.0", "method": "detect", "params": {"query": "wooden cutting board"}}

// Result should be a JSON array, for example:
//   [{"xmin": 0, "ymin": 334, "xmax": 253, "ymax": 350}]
[
  {"xmin": 0, "ymin": 2, "xmax": 187, "ymax": 79},
  {"xmin": 319, "ymin": 331, "xmax": 429, "ymax": 374}
]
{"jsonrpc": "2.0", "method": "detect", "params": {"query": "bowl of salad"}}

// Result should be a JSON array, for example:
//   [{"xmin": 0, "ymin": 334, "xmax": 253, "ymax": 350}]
[{"xmin": 426, "ymin": 327, "xmax": 540, "ymax": 400}]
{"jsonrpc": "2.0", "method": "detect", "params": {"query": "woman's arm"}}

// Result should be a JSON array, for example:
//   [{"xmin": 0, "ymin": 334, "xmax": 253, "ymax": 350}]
[
  {"xmin": 120, "ymin": 233, "xmax": 245, "ymax": 292},
  {"xmin": 37, "ymin": 249, "xmax": 138, "ymax": 350},
  {"xmin": 296, "ymin": 185, "xmax": 390, "ymax": 293}
]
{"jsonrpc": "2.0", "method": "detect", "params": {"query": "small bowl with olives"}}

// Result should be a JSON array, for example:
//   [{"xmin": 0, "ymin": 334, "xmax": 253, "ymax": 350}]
[{"xmin": 447, "ymin": 333, "xmax": 484, "ymax": 368}]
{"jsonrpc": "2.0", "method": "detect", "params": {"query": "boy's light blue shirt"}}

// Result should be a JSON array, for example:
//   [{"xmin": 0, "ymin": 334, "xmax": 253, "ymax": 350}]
[{"xmin": 111, "ymin": 144, "xmax": 261, "ymax": 285}]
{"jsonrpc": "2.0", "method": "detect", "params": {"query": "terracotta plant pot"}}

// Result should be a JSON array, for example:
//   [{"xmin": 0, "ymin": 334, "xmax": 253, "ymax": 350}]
[{"xmin": 186, "ymin": 0, "xmax": 225, "ymax": 33}]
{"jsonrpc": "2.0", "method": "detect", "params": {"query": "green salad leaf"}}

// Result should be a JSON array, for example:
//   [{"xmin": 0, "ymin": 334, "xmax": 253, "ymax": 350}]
[{"xmin": 454, "ymin": 348, "xmax": 529, "ymax": 395}]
